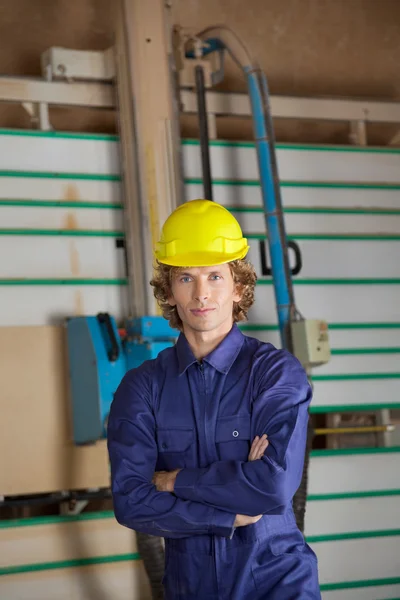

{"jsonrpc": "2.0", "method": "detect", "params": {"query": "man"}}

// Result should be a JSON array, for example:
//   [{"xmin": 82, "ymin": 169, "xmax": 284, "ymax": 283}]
[{"xmin": 107, "ymin": 199, "xmax": 320, "ymax": 599}]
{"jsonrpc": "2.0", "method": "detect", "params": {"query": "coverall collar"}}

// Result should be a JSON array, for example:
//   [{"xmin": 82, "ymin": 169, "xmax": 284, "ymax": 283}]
[{"xmin": 176, "ymin": 323, "xmax": 245, "ymax": 376}]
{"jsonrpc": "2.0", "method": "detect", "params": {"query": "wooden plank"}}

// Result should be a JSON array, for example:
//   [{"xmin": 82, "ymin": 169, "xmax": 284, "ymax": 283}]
[
  {"xmin": 0, "ymin": 326, "xmax": 109, "ymax": 495},
  {"xmin": 0, "ymin": 561, "xmax": 151, "ymax": 600},
  {"xmin": 0, "ymin": 517, "xmax": 136, "ymax": 568}
]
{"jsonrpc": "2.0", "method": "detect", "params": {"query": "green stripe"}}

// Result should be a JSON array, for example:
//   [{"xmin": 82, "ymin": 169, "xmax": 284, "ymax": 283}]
[
  {"xmin": 0, "ymin": 229, "xmax": 124, "ymax": 237},
  {"xmin": 182, "ymin": 138, "xmax": 400, "ymax": 154},
  {"xmin": 258, "ymin": 278, "xmax": 400, "ymax": 285},
  {"xmin": 0, "ymin": 128, "xmax": 118, "ymax": 142},
  {"xmin": 240, "ymin": 328, "xmax": 400, "ymax": 355},
  {"xmin": 320, "ymin": 577, "xmax": 400, "ymax": 592},
  {"xmin": 331, "ymin": 347, "xmax": 400, "ymax": 355},
  {"xmin": 241, "ymin": 322, "xmax": 400, "ymax": 330},
  {"xmin": 307, "ymin": 529, "xmax": 400, "ymax": 543},
  {"xmin": 4, "ymin": 131, "xmax": 400, "ymax": 152},
  {"xmin": 0, "ymin": 170, "xmax": 120, "ymax": 181},
  {"xmin": 0, "ymin": 200, "xmax": 123, "ymax": 209},
  {"xmin": 310, "ymin": 403, "xmax": 400, "ymax": 414},
  {"xmin": 0, "ymin": 278, "xmax": 127, "ymax": 285},
  {"xmin": 311, "ymin": 446, "xmax": 400, "ymax": 457},
  {"xmin": 312, "ymin": 372, "xmax": 400, "ymax": 381},
  {"xmin": 231, "ymin": 206, "xmax": 400, "ymax": 216},
  {"xmin": 0, "ymin": 553, "xmax": 140, "ymax": 577},
  {"xmin": 0, "ymin": 510, "xmax": 114, "ymax": 529},
  {"xmin": 4, "ymin": 490, "xmax": 400, "ymax": 530},
  {"xmin": 2, "ymin": 276, "xmax": 396, "ymax": 285},
  {"xmin": 328, "ymin": 322, "xmax": 400, "ymax": 329},
  {"xmin": 185, "ymin": 177, "xmax": 400, "ymax": 190},
  {"xmin": 247, "ymin": 233, "xmax": 400, "ymax": 241},
  {"xmin": 308, "ymin": 489, "xmax": 400, "ymax": 501}
]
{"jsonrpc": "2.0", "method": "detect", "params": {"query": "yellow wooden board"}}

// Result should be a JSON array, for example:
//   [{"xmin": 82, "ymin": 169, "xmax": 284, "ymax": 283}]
[
  {"xmin": 0, "ymin": 325, "xmax": 109, "ymax": 496},
  {"xmin": 0, "ymin": 561, "xmax": 151, "ymax": 600},
  {"xmin": 0, "ymin": 515, "xmax": 135, "ymax": 568}
]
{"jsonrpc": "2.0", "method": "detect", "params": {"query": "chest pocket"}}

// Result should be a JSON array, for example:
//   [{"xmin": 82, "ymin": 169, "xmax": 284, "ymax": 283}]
[
  {"xmin": 215, "ymin": 415, "xmax": 251, "ymax": 461},
  {"xmin": 156, "ymin": 428, "xmax": 194, "ymax": 470}
]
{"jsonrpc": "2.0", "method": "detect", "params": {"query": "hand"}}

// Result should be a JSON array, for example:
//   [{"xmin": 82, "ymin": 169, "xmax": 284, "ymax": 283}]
[
  {"xmin": 152, "ymin": 469, "xmax": 181, "ymax": 492},
  {"xmin": 234, "ymin": 513, "xmax": 263, "ymax": 527},
  {"xmin": 248, "ymin": 434, "xmax": 269, "ymax": 462}
]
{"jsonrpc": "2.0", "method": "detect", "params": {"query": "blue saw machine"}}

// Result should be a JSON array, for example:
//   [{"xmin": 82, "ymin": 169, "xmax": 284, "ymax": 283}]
[{"xmin": 66, "ymin": 314, "xmax": 177, "ymax": 444}]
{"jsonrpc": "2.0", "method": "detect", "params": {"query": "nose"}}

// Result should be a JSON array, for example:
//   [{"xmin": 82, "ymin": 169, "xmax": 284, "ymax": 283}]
[{"xmin": 194, "ymin": 278, "xmax": 209, "ymax": 303}]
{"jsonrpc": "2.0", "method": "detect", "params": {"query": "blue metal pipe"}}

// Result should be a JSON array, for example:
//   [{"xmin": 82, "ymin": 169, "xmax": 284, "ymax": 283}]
[
  {"xmin": 185, "ymin": 34, "xmax": 296, "ymax": 350},
  {"xmin": 245, "ymin": 67, "xmax": 293, "ymax": 349}
]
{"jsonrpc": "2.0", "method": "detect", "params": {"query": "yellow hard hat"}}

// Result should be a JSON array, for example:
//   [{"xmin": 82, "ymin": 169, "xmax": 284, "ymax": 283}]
[{"xmin": 155, "ymin": 199, "xmax": 249, "ymax": 267}]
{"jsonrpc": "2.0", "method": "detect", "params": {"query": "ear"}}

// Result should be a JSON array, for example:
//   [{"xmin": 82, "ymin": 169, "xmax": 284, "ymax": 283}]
[
  {"xmin": 233, "ymin": 283, "xmax": 243, "ymax": 304},
  {"xmin": 167, "ymin": 294, "xmax": 176, "ymax": 307}
]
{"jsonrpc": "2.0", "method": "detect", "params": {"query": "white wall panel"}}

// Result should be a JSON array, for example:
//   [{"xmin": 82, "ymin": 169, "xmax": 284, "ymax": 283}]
[
  {"xmin": 0, "ymin": 134, "xmax": 120, "ymax": 175},
  {"xmin": 314, "ymin": 535, "xmax": 400, "ymax": 584},
  {"xmin": 251, "ymin": 285, "xmax": 400, "ymax": 323},
  {"xmin": 242, "ymin": 327, "xmax": 400, "ymax": 350},
  {"xmin": 0, "ymin": 176, "xmax": 121, "ymax": 203},
  {"xmin": 308, "ymin": 452, "xmax": 400, "ymax": 494},
  {"xmin": 247, "ymin": 240, "xmax": 400, "ymax": 278},
  {"xmin": 314, "ymin": 353, "xmax": 400, "ymax": 376},
  {"xmin": 305, "ymin": 496, "xmax": 400, "ymax": 536},
  {"xmin": 183, "ymin": 143, "xmax": 400, "ymax": 182},
  {"xmin": 185, "ymin": 182, "xmax": 400, "ymax": 209},
  {"xmin": 0, "ymin": 238, "xmax": 124, "ymax": 279},
  {"xmin": 0, "ymin": 206, "xmax": 123, "ymax": 231},
  {"xmin": 311, "ymin": 378, "xmax": 400, "ymax": 409},
  {"xmin": 0, "ymin": 286, "xmax": 128, "ymax": 326},
  {"xmin": 233, "ymin": 211, "xmax": 400, "ymax": 235}
]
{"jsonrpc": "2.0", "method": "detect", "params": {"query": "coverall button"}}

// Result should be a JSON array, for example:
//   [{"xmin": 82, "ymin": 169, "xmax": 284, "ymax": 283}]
[
  {"xmin": 232, "ymin": 430, "xmax": 239, "ymax": 437},
  {"xmin": 162, "ymin": 442, "xmax": 168, "ymax": 449}
]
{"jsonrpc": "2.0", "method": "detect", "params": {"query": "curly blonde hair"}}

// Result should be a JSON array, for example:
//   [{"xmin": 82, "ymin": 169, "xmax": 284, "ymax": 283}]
[{"xmin": 150, "ymin": 259, "xmax": 257, "ymax": 331}]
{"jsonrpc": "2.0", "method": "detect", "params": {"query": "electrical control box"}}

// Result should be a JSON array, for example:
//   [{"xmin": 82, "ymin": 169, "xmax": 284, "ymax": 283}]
[
  {"xmin": 41, "ymin": 47, "xmax": 115, "ymax": 81},
  {"xmin": 291, "ymin": 319, "xmax": 330, "ymax": 368}
]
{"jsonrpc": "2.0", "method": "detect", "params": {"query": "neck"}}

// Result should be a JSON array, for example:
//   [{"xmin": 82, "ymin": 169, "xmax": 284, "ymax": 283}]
[{"xmin": 182, "ymin": 319, "xmax": 234, "ymax": 361}]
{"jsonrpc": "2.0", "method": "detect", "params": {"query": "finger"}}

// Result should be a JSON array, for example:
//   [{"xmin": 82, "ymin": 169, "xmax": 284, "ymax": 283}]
[
  {"xmin": 249, "ymin": 435, "xmax": 269, "ymax": 461},
  {"xmin": 258, "ymin": 436, "xmax": 269, "ymax": 452},
  {"xmin": 250, "ymin": 436, "xmax": 260, "ymax": 449},
  {"xmin": 249, "ymin": 439, "xmax": 264, "ymax": 461},
  {"xmin": 253, "ymin": 434, "xmax": 268, "ymax": 454},
  {"xmin": 248, "ymin": 436, "xmax": 260, "ymax": 461},
  {"xmin": 252, "ymin": 435, "xmax": 269, "ymax": 460}
]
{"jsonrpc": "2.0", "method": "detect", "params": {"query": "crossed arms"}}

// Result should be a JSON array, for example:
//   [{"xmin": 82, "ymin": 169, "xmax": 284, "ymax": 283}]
[{"xmin": 107, "ymin": 354, "xmax": 311, "ymax": 539}]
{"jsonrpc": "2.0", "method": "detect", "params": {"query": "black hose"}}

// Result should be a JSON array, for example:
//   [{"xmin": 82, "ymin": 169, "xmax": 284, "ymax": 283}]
[
  {"xmin": 195, "ymin": 65, "xmax": 213, "ymax": 201},
  {"xmin": 293, "ymin": 416, "xmax": 314, "ymax": 533},
  {"xmin": 0, "ymin": 489, "xmax": 111, "ymax": 509},
  {"xmin": 136, "ymin": 532, "xmax": 165, "ymax": 600}
]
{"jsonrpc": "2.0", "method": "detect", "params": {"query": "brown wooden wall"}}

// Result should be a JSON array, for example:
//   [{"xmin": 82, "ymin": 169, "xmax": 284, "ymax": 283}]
[{"xmin": 0, "ymin": 0, "xmax": 399, "ymax": 140}]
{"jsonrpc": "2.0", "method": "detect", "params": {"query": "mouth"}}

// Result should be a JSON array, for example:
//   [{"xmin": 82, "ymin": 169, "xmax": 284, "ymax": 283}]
[{"xmin": 190, "ymin": 308, "xmax": 215, "ymax": 316}]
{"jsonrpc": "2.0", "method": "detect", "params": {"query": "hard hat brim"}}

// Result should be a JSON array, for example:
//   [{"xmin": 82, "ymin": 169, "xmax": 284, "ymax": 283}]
[{"xmin": 156, "ymin": 247, "xmax": 249, "ymax": 268}]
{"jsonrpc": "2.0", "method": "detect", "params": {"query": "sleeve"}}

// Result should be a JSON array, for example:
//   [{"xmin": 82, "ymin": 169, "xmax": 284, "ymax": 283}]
[
  {"xmin": 174, "ymin": 351, "xmax": 312, "ymax": 516},
  {"xmin": 107, "ymin": 366, "xmax": 236, "ymax": 539}
]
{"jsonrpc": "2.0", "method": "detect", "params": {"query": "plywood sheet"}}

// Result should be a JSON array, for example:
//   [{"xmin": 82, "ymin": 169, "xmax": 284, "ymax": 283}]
[{"xmin": 0, "ymin": 326, "xmax": 110, "ymax": 496}]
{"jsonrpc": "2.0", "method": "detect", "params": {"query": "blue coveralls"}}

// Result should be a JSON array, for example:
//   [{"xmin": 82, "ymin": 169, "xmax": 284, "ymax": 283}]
[{"xmin": 107, "ymin": 324, "xmax": 321, "ymax": 599}]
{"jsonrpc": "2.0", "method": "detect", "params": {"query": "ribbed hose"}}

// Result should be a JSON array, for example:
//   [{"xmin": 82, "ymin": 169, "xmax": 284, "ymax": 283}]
[
  {"xmin": 293, "ymin": 415, "xmax": 314, "ymax": 533},
  {"xmin": 136, "ymin": 532, "xmax": 165, "ymax": 600},
  {"xmin": 246, "ymin": 66, "xmax": 313, "ymax": 533}
]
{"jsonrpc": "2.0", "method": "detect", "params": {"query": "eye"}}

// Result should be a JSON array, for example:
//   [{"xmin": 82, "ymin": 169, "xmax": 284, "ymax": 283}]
[
  {"xmin": 180, "ymin": 276, "xmax": 192, "ymax": 283},
  {"xmin": 210, "ymin": 274, "xmax": 222, "ymax": 280}
]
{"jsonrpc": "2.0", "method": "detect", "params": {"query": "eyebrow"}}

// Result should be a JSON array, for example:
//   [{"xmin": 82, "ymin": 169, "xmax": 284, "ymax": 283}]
[{"xmin": 176, "ymin": 270, "xmax": 222, "ymax": 278}]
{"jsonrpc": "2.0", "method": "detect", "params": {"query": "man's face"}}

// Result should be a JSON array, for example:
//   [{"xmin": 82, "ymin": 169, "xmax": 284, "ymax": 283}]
[{"xmin": 168, "ymin": 263, "xmax": 242, "ymax": 335}]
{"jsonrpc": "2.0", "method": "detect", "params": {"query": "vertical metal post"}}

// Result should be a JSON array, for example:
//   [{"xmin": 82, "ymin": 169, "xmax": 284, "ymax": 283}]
[{"xmin": 115, "ymin": 0, "xmax": 183, "ymax": 317}]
